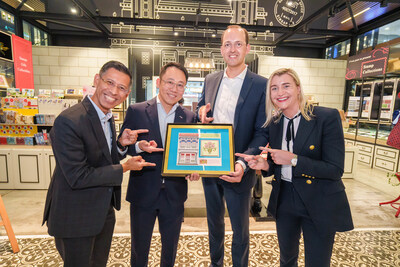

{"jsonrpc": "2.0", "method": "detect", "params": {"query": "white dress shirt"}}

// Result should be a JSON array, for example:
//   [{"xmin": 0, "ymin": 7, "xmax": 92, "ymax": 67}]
[
  {"xmin": 281, "ymin": 112, "xmax": 301, "ymax": 182},
  {"xmin": 213, "ymin": 67, "xmax": 247, "ymax": 126},
  {"xmin": 213, "ymin": 67, "xmax": 248, "ymax": 171}
]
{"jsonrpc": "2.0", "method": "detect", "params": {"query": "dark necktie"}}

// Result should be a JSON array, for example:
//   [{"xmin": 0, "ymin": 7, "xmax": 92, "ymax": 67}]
[{"xmin": 285, "ymin": 113, "xmax": 301, "ymax": 151}]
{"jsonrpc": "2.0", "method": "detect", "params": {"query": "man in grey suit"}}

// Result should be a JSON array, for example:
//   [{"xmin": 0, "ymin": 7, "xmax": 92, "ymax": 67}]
[
  {"xmin": 197, "ymin": 25, "xmax": 268, "ymax": 267},
  {"xmin": 43, "ymin": 61, "xmax": 155, "ymax": 267}
]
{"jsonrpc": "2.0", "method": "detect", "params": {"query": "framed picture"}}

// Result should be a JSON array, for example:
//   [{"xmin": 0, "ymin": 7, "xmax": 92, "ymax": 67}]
[{"xmin": 162, "ymin": 123, "xmax": 235, "ymax": 177}]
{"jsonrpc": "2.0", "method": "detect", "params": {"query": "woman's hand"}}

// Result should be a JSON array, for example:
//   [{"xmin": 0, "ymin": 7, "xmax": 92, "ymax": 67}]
[{"xmin": 235, "ymin": 153, "xmax": 269, "ymax": 171}]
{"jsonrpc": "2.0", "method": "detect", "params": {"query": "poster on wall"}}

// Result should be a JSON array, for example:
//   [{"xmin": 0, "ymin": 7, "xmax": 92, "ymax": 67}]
[
  {"xmin": 0, "ymin": 30, "xmax": 13, "ymax": 62},
  {"xmin": 345, "ymin": 47, "xmax": 389, "ymax": 80},
  {"xmin": 11, "ymin": 34, "xmax": 34, "ymax": 89}
]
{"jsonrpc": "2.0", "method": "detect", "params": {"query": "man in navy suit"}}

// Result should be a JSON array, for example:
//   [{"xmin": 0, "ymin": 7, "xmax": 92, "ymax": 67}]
[
  {"xmin": 197, "ymin": 25, "xmax": 268, "ymax": 267},
  {"xmin": 119, "ymin": 62, "xmax": 198, "ymax": 267},
  {"xmin": 43, "ymin": 61, "xmax": 155, "ymax": 267}
]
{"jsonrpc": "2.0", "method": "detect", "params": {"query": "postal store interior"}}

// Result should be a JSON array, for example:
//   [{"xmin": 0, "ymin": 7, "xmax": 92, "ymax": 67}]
[{"xmin": 0, "ymin": 0, "xmax": 400, "ymax": 266}]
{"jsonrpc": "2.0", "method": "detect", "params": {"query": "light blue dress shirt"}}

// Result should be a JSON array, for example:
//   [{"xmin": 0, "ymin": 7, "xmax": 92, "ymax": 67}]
[{"xmin": 88, "ymin": 95, "xmax": 113, "ymax": 153}]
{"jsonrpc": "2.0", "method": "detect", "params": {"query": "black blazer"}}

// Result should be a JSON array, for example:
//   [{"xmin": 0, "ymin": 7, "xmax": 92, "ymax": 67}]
[
  {"xmin": 43, "ymin": 96, "xmax": 124, "ymax": 238},
  {"xmin": 266, "ymin": 106, "xmax": 354, "ymax": 235},
  {"xmin": 197, "ymin": 69, "xmax": 269, "ymax": 192},
  {"xmin": 120, "ymin": 97, "xmax": 197, "ymax": 208}
]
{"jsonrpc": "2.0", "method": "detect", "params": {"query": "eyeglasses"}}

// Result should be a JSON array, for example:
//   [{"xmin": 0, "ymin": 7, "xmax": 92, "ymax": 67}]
[
  {"xmin": 161, "ymin": 79, "xmax": 186, "ymax": 91},
  {"xmin": 100, "ymin": 77, "xmax": 130, "ymax": 93}
]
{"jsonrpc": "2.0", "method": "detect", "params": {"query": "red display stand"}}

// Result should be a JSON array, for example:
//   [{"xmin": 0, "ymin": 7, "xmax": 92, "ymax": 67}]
[{"xmin": 379, "ymin": 173, "xmax": 400, "ymax": 218}]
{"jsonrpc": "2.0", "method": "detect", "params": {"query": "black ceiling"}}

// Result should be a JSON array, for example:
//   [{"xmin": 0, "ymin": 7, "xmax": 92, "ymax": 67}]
[{"xmin": 1, "ymin": 0, "xmax": 400, "ymax": 49}]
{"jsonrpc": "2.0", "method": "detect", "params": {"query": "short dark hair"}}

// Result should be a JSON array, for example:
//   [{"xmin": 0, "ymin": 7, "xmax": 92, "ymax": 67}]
[
  {"xmin": 159, "ymin": 62, "xmax": 189, "ymax": 82},
  {"xmin": 221, "ymin": 25, "xmax": 249, "ymax": 45},
  {"xmin": 99, "ymin": 60, "xmax": 132, "ymax": 85}
]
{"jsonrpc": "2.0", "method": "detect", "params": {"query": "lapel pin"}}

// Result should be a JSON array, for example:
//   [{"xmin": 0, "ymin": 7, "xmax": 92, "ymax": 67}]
[
  {"xmin": 179, "ymin": 115, "xmax": 183, "ymax": 119},
  {"xmin": 309, "ymin": 145, "xmax": 315, "ymax": 150}
]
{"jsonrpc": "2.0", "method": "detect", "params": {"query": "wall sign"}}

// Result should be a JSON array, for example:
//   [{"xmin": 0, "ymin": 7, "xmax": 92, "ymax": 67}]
[
  {"xmin": 346, "ymin": 47, "xmax": 389, "ymax": 80},
  {"xmin": 12, "ymin": 34, "xmax": 34, "ymax": 89},
  {"xmin": 274, "ymin": 0, "xmax": 305, "ymax": 27}
]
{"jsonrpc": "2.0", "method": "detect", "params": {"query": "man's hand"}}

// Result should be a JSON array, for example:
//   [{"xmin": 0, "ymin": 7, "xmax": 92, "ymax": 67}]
[
  {"xmin": 138, "ymin": 140, "xmax": 164, "ymax": 153},
  {"xmin": 219, "ymin": 163, "xmax": 244, "ymax": 183},
  {"xmin": 119, "ymin": 129, "xmax": 149, "ymax": 146},
  {"xmin": 122, "ymin": 155, "xmax": 156, "ymax": 172},
  {"xmin": 262, "ymin": 147, "xmax": 294, "ymax": 165},
  {"xmin": 199, "ymin": 103, "xmax": 214, "ymax": 124},
  {"xmin": 235, "ymin": 153, "xmax": 269, "ymax": 171},
  {"xmin": 185, "ymin": 173, "xmax": 200, "ymax": 181}
]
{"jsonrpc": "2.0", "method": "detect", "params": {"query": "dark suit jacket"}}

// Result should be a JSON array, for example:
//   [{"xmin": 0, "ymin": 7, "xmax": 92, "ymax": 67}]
[
  {"xmin": 265, "ymin": 106, "xmax": 354, "ymax": 235},
  {"xmin": 120, "ymin": 97, "xmax": 197, "ymax": 208},
  {"xmin": 197, "ymin": 69, "xmax": 268, "ymax": 192},
  {"xmin": 42, "ymin": 96, "xmax": 124, "ymax": 238}
]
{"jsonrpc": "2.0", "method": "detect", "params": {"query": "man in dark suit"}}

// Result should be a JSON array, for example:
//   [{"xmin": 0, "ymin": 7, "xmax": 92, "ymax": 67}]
[
  {"xmin": 119, "ymin": 62, "xmax": 198, "ymax": 267},
  {"xmin": 43, "ymin": 61, "xmax": 155, "ymax": 267},
  {"xmin": 197, "ymin": 25, "xmax": 268, "ymax": 267}
]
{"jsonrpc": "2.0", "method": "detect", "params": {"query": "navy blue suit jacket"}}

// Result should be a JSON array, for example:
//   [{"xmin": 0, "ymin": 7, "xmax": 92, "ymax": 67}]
[
  {"xmin": 265, "ymin": 106, "xmax": 354, "ymax": 235},
  {"xmin": 197, "ymin": 69, "xmax": 268, "ymax": 192},
  {"xmin": 120, "ymin": 97, "xmax": 197, "ymax": 208}
]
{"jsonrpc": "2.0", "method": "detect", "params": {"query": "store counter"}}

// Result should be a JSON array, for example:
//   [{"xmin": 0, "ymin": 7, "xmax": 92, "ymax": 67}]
[{"xmin": 0, "ymin": 145, "xmax": 54, "ymax": 189}]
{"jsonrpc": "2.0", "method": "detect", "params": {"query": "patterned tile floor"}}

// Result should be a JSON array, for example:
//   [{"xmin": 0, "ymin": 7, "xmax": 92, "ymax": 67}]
[{"xmin": 1, "ymin": 229, "xmax": 399, "ymax": 266}]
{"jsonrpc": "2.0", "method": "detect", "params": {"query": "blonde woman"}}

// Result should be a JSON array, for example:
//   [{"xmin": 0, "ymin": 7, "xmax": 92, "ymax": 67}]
[{"xmin": 237, "ymin": 68, "xmax": 353, "ymax": 267}]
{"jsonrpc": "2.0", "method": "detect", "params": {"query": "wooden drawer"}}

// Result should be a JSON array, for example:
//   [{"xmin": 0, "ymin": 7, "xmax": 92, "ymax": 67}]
[
  {"xmin": 358, "ymin": 153, "xmax": 372, "ymax": 165},
  {"xmin": 374, "ymin": 157, "xmax": 396, "ymax": 172},
  {"xmin": 375, "ymin": 146, "xmax": 398, "ymax": 159},
  {"xmin": 356, "ymin": 142, "xmax": 374, "ymax": 154}
]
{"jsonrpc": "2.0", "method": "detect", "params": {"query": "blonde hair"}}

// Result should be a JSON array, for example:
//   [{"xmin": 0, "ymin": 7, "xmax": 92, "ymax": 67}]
[{"xmin": 263, "ymin": 68, "xmax": 313, "ymax": 127}]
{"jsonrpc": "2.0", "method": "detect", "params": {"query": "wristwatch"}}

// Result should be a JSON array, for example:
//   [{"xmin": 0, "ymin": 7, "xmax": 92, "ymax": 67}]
[
  {"xmin": 291, "ymin": 154, "xmax": 298, "ymax": 167},
  {"xmin": 117, "ymin": 140, "xmax": 127, "ymax": 150}
]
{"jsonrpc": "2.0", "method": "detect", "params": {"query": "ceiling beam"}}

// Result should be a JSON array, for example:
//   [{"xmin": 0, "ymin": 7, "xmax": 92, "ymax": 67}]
[
  {"xmin": 70, "ymin": 0, "xmax": 110, "ymax": 36},
  {"xmin": 16, "ymin": 0, "xmax": 28, "ymax": 11},
  {"xmin": 20, "ymin": 11, "xmax": 88, "ymax": 22},
  {"xmin": 18, "ymin": 11, "xmax": 351, "ymax": 39},
  {"xmin": 44, "ymin": 19, "xmax": 102, "ymax": 33},
  {"xmin": 345, "ymin": 0, "xmax": 358, "ymax": 32},
  {"xmin": 274, "ymin": 0, "xmax": 345, "ymax": 45}
]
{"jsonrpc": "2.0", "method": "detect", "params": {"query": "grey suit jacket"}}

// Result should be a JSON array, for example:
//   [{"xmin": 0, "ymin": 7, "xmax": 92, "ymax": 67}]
[{"xmin": 42, "ymin": 96, "xmax": 124, "ymax": 238}]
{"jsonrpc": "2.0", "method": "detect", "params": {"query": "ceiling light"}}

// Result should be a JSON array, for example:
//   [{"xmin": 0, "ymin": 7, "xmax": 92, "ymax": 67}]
[
  {"xmin": 71, "ymin": 7, "xmax": 78, "ymax": 14},
  {"xmin": 184, "ymin": 58, "xmax": 215, "ymax": 70},
  {"xmin": 174, "ymin": 31, "xmax": 178, "ymax": 36},
  {"xmin": 341, "ymin": 7, "xmax": 371, "ymax": 24},
  {"xmin": 212, "ymin": 33, "xmax": 216, "ymax": 38},
  {"xmin": 16, "ymin": 0, "xmax": 34, "ymax": 11}
]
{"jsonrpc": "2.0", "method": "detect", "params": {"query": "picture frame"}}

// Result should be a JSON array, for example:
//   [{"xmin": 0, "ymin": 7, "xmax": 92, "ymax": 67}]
[{"xmin": 162, "ymin": 123, "xmax": 235, "ymax": 177}]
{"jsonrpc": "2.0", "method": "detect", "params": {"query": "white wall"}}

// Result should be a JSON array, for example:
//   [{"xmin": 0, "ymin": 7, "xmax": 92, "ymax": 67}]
[
  {"xmin": 32, "ymin": 46, "xmax": 129, "ymax": 91},
  {"xmin": 258, "ymin": 55, "xmax": 347, "ymax": 109}
]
